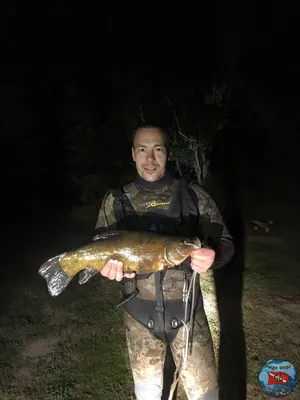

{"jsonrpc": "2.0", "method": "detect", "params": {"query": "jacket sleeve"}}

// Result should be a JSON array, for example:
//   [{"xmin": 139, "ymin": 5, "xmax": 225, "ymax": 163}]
[
  {"xmin": 190, "ymin": 183, "xmax": 235, "ymax": 269},
  {"xmin": 95, "ymin": 190, "xmax": 117, "ymax": 232}
]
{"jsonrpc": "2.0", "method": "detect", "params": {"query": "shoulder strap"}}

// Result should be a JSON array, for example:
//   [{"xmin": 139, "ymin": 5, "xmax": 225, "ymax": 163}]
[
  {"xmin": 98, "ymin": 188, "xmax": 116, "ymax": 230},
  {"xmin": 111, "ymin": 187, "xmax": 142, "ymax": 231},
  {"xmin": 178, "ymin": 178, "xmax": 199, "ymax": 237},
  {"xmin": 110, "ymin": 188, "xmax": 126, "ymax": 229},
  {"xmin": 180, "ymin": 178, "xmax": 199, "ymax": 216}
]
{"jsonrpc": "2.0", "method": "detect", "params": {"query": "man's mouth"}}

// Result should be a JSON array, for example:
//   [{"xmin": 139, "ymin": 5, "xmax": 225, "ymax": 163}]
[{"xmin": 144, "ymin": 166, "xmax": 157, "ymax": 173}]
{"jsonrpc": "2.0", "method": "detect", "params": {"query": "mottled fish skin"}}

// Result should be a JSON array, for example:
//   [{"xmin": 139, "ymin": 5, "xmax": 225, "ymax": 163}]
[
  {"xmin": 38, "ymin": 231, "xmax": 201, "ymax": 297},
  {"xmin": 78, "ymin": 232, "xmax": 112, "ymax": 285}
]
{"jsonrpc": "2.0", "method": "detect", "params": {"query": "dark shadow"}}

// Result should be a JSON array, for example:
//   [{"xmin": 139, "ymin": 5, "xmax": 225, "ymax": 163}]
[
  {"xmin": 213, "ymin": 180, "xmax": 247, "ymax": 399},
  {"xmin": 162, "ymin": 344, "xmax": 177, "ymax": 400}
]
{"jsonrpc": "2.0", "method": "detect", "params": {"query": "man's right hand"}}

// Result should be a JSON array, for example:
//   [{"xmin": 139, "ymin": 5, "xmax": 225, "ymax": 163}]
[{"xmin": 100, "ymin": 259, "xmax": 136, "ymax": 282}]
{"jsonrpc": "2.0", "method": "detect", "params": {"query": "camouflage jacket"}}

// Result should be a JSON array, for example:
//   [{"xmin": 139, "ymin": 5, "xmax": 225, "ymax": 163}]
[{"xmin": 95, "ymin": 178, "xmax": 234, "ymax": 302}]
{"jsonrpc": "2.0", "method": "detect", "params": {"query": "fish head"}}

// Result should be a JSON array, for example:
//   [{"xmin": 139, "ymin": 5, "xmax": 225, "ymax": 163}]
[{"xmin": 165, "ymin": 237, "xmax": 202, "ymax": 265}]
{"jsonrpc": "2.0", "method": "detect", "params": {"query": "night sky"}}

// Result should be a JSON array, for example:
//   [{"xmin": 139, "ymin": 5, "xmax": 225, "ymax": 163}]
[{"xmin": 1, "ymin": 1, "xmax": 300, "ymax": 228}]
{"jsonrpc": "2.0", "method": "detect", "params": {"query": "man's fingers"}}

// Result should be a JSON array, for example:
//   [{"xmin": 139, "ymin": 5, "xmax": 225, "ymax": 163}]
[
  {"xmin": 100, "ymin": 260, "xmax": 135, "ymax": 281},
  {"xmin": 191, "ymin": 254, "xmax": 215, "ymax": 261},
  {"xmin": 107, "ymin": 260, "xmax": 118, "ymax": 280},
  {"xmin": 191, "ymin": 262, "xmax": 207, "ymax": 270},
  {"xmin": 190, "ymin": 263, "xmax": 210, "ymax": 274},
  {"xmin": 190, "ymin": 260, "xmax": 210, "ymax": 268},
  {"xmin": 115, "ymin": 261, "xmax": 124, "ymax": 282},
  {"xmin": 191, "ymin": 248, "xmax": 215, "ymax": 260},
  {"xmin": 100, "ymin": 260, "xmax": 112, "ymax": 277},
  {"xmin": 124, "ymin": 272, "xmax": 136, "ymax": 279}
]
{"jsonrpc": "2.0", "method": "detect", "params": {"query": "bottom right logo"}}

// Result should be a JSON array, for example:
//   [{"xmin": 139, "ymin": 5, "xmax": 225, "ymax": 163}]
[{"xmin": 258, "ymin": 359, "xmax": 298, "ymax": 398}]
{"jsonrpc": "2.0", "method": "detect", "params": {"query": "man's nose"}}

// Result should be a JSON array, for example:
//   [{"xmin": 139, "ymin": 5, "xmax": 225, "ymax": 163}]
[{"xmin": 146, "ymin": 150, "xmax": 156, "ymax": 161}]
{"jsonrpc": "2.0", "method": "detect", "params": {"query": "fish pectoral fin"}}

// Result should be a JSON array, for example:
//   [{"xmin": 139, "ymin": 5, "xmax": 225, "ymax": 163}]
[
  {"xmin": 38, "ymin": 253, "xmax": 73, "ymax": 297},
  {"xmin": 78, "ymin": 268, "xmax": 99, "ymax": 285}
]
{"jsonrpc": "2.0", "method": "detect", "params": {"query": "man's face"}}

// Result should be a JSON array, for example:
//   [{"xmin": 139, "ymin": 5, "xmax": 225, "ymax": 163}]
[{"xmin": 132, "ymin": 127, "xmax": 168, "ymax": 182}]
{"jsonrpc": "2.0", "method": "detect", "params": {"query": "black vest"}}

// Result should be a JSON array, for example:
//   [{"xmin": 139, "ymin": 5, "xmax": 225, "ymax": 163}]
[{"xmin": 106, "ymin": 178, "xmax": 205, "ymax": 342}]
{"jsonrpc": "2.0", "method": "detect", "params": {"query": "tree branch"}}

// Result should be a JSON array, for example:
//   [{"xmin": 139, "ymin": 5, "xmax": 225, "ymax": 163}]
[
  {"xmin": 138, "ymin": 105, "xmax": 145, "ymax": 122},
  {"xmin": 194, "ymin": 149, "xmax": 202, "ymax": 185},
  {"xmin": 165, "ymin": 94, "xmax": 190, "ymax": 141},
  {"xmin": 175, "ymin": 159, "xmax": 182, "ymax": 177}
]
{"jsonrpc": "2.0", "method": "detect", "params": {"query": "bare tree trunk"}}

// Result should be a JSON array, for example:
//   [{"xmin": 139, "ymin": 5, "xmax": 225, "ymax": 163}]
[
  {"xmin": 202, "ymin": 158, "xmax": 210, "ymax": 185},
  {"xmin": 175, "ymin": 159, "xmax": 182, "ymax": 177},
  {"xmin": 194, "ymin": 149, "xmax": 202, "ymax": 185},
  {"xmin": 138, "ymin": 105, "xmax": 145, "ymax": 122}
]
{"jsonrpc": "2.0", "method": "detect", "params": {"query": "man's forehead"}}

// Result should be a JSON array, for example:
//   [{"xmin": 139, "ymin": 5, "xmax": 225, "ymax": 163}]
[
  {"xmin": 135, "ymin": 141, "xmax": 166, "ymax": 147},
  {"xmin": 134, "ymin": 128, "xmax": 166, "ymax": 146}
]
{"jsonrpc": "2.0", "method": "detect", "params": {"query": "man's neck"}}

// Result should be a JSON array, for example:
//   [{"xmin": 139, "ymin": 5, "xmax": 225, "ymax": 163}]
[{"xmin": 135, "ymin": 170, "xmax": 175, "ymax": 190}]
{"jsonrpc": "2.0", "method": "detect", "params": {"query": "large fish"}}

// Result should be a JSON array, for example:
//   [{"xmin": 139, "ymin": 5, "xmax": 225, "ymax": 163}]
[{"xmin": 38, "ymin": 230, "xmax": 201, "ymax": 297}]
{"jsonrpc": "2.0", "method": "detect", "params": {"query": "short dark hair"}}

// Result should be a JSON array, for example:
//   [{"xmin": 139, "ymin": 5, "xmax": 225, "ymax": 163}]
[{"xmin": 131, "ymin": 123, "xmax": 170, "ymax": 153}]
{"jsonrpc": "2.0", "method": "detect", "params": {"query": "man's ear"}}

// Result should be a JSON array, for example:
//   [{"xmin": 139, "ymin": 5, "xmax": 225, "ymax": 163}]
[{"xmin": 132, "ymin": 147, "xmax": 136, "ymax": 162}]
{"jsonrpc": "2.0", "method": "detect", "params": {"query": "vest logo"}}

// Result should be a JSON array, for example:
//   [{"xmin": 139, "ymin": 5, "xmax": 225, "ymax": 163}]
[{"xmin": 145, "ymin": 200, "xmax": 171, "ymax": 209}]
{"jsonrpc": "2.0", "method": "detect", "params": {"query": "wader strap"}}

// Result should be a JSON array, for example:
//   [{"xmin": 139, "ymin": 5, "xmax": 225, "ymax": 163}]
[
  {"xmin": 155, "ymin": 270, "xmax": 167, "ymax": 341},
  {"xmin": 116, "ymin": 288, "xmax": 140, "ymax": 309}
]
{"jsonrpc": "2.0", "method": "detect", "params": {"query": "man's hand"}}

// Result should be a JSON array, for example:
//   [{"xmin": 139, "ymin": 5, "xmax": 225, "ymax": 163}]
[
  {"xmin": 100, "ymin": 259, "xmax": 136, "ymax": 282},
  {"xmin": 190, "ymin": 248, "xmax": 215, "ymax": 274}
]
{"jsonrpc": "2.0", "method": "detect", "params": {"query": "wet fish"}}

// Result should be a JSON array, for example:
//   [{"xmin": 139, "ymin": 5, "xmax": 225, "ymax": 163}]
[{"xmin": 38, "ymin": 230, "xmax": 201, "ymax": 297}]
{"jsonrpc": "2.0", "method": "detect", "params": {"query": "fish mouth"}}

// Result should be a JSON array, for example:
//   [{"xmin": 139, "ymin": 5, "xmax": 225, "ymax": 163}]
[
  {"xmin": 183, "ymin": 237, "xmax": 201, "ymax": 248},
  {"xmin": 173, "ymin": 238, "xmax": 201, "ymax": 259}
]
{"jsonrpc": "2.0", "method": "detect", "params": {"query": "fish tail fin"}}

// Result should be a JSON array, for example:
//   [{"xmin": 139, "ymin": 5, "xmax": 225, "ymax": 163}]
[
  {"xmin": 38, "ymin": 253, "xmax": 73, "ymax": 296},
  {"xmin": 78, "ymin": 268, "xmax": 98, "ymax": 285}
]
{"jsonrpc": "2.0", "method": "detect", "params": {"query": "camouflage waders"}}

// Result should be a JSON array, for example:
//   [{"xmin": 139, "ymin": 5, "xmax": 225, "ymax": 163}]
[
  {"xmin": 123, "ymin": 308, "xmax": 218, "ymax": 400},
  {"xmin": 95, "ymin": 176, "xmax": 234, "ymax": 400}
]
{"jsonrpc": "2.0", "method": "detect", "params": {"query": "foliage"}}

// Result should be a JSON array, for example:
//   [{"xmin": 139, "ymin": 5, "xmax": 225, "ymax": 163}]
[{"xmin": 167, "ymin": 84, "xmax": 231, "ymax": 187}]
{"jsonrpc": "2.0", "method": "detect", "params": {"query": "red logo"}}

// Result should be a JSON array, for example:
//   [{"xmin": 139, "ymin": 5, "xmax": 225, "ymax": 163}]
[{"xmin": 268, "ymin": 372, "xmax": 290, "ymax": 385}]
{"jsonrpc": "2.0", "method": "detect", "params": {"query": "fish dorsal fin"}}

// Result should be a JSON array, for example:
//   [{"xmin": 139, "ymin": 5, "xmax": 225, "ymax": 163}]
[{"xmin": 93, "ymin": 231, "xmax": 121, "ymax": 241}]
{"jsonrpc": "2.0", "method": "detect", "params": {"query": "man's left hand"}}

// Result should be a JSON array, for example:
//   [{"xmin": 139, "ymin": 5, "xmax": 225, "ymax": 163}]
[{"xmin": 190, "ymin": 248, "xmax": 215, "ymax": 274}]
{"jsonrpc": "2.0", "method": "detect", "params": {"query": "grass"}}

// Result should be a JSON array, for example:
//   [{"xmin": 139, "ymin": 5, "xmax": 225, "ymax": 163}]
[
  {"xmin": 0, "ymin": 232, "xmax": 300, "ymax": 399},
  {"xmin": 0, "ymin": 277, "xmax": 134, "ymax": 400},
  {"xmin": 241, "ymin": 238, "xmax": 300, "ymax": 399}
]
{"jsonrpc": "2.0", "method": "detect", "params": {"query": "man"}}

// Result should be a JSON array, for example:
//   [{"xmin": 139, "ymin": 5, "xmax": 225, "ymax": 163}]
[{"xmin": 95, "ymin": 124, "xmax": 235, "ymax": 400}]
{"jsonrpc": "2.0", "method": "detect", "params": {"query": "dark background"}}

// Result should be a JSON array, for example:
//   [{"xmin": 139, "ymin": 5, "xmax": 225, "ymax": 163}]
[
  {"xmin": 2, "ymin": 1, "xmax": 299, "ymax": 230},
  {"xmin": 1, "ymin": 2, "xmax": 300, "ymax": 399}
]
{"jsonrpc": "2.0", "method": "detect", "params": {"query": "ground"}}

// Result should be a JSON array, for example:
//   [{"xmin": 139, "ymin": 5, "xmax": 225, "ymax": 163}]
[{"xmin": 0, "ymin": 219, "xmax": 299, "ymax": 400}]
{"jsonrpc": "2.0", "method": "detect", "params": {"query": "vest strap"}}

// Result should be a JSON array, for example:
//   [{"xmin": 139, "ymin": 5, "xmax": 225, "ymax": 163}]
[
  {"xmin": 109, "ymin": 178, "xmax": 203, "ymax": 340},
  {"xmin": 154, "ymin": 270, "xmax": 167, "ymax": 341}
]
